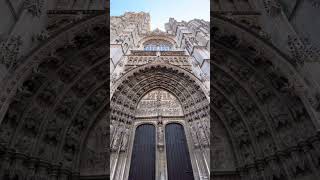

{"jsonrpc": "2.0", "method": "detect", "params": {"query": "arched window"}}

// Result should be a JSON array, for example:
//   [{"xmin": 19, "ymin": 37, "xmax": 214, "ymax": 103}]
[
  {"xmin": 143, "ymin": 39, "xmax": 172, "ymax": 51},
  {"xmin": 144, "ymin": 44, "xmax": 158, "ymax": 51}
]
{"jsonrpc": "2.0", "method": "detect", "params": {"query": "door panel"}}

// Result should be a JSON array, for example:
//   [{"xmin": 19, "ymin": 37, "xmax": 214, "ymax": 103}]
[
  {"xmin": 165, "ymin": 123, "xmax": 194, "ymax": 180},
  {"xmin": 128, "ymin": 124, "xmax": 156, "ymax": 180}
]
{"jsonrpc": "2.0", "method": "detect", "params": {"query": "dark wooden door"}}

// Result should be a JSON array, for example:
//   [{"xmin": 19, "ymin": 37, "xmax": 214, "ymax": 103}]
[
  {"xmin": 128, "ymin": 124, "xmax": 156, "ymax": 180},
  {"xmin": 165, "ymin": 123, "xmax": 194, "ymax": 180}
]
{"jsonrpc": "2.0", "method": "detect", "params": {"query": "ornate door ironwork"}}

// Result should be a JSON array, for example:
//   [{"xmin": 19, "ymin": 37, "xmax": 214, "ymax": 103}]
[
  {"xmin": 128, "ymin": 124, "xmax": 156, "ymax": 180},
  {"xmin": 165, "ymin": 123, "xmax": 194, "ymax": 180}
]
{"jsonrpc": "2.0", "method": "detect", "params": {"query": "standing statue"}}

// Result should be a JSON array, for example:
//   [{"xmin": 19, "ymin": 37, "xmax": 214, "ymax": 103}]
[
  {"xmin": 121, "ymin": 126, "xmax": 130, "ymax": 151},
  {"xmin": 157, "ymin": 120, "xmax": 164, "ymax": 148},
  {"xmin": 158, "ymin": 125, "xmax": 164, "ymax": 145}
]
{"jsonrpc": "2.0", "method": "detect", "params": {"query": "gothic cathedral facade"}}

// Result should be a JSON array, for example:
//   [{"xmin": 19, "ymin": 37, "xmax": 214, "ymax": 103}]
[
  {"xmin": 0, "ymin": 1, "xmax": 320, "ymax": 180},
  {"xmin": 109, "ymin": 12, "xmax": 210, "ymax": 180}
]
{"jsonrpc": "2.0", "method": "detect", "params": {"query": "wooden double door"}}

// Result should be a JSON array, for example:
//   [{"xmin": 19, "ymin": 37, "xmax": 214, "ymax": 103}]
[{"xmin": 128, "ymin": 123, "xmax": 194, "ymax": 180}]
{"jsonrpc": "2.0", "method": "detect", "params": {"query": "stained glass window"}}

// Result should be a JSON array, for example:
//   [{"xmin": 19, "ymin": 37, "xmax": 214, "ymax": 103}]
[{"xmin": 143, "ymin": 40, "xmax": 172, "ymax": 51}]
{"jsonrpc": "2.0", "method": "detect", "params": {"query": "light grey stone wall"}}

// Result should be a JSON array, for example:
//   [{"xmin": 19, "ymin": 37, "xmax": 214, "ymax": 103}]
[{"xmin": 110, "ymin": 12, "xmax": 211, "ymax": 180}]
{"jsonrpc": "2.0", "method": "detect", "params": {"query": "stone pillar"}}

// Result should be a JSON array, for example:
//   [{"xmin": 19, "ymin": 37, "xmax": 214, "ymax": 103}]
[{"xmin": 157, "ymin": 120, "xmax": 166, "ymax": 180}]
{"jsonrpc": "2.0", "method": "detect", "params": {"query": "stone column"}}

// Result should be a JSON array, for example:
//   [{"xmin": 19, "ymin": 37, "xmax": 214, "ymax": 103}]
[{"xmin": 157, "ymin": 120, "xmax": 166, "ymax": 180}]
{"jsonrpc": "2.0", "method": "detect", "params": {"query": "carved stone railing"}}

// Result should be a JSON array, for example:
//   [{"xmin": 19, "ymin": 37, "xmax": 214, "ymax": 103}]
[
  {"xmin": 130, "ymin": 50, "xmax": 157, "ymax": 56},
  {"xmin": 130, "ymin": 50, "xmax": 186, "ymax": 56},
  {"xmin": 127, "ymin": 55, "xmax": 189, "ymax": 65},
  {"xmin": 125, "ymin": 53, "xmax": 192, "ymax": 72},
  {"xmin": 160, "ymin": 50, "xmax": 186, "ymax": 56}
]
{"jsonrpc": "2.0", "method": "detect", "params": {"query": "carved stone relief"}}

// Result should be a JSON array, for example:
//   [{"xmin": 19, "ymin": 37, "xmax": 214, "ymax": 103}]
[{"xmin": 135, "ymin": 89, "xmax": 183, "ymax": 117}]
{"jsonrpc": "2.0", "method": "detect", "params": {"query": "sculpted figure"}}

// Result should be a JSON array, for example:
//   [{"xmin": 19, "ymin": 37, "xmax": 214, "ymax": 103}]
[
  {"xmin": 121, "ymin": 127, "xmax": 130, "ymax": 151},
  {"xmin": 157, "ymin": 124, "xmax": 164, "ymax": 146}
]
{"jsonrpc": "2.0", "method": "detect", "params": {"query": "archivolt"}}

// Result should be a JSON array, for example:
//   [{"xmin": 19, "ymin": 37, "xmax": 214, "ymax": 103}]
[
  {"xmin": 0, "ymin": 13, "xmax": 108, "ymax": 176},
  {"xmin": 110, "ymin": 63, "xmax": 210, "ymax": 124},
  {"xmin": 212, "ymin": 15, "xmax": 320, "ymax": 179},
  {"xmin": 108, "ymin": 63, "xmax": 211, "ymax": 179}
]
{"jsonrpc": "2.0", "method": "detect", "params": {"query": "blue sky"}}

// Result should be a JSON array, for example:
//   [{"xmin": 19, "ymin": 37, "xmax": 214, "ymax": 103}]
[{"xmin": 110, "ymin": 0, "xmax": 210, "ymax": 30}]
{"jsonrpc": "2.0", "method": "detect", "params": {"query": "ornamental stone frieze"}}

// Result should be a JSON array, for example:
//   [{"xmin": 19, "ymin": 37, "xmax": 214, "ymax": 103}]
[{"xmin": 125, "ymin": 54, "xmax": 192, "ymax": 71}]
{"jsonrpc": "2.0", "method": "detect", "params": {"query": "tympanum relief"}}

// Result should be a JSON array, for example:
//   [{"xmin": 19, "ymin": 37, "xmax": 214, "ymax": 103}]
[{"xmin": 135, "ymin": 89, "xmax": 183, "ymax": 117}]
